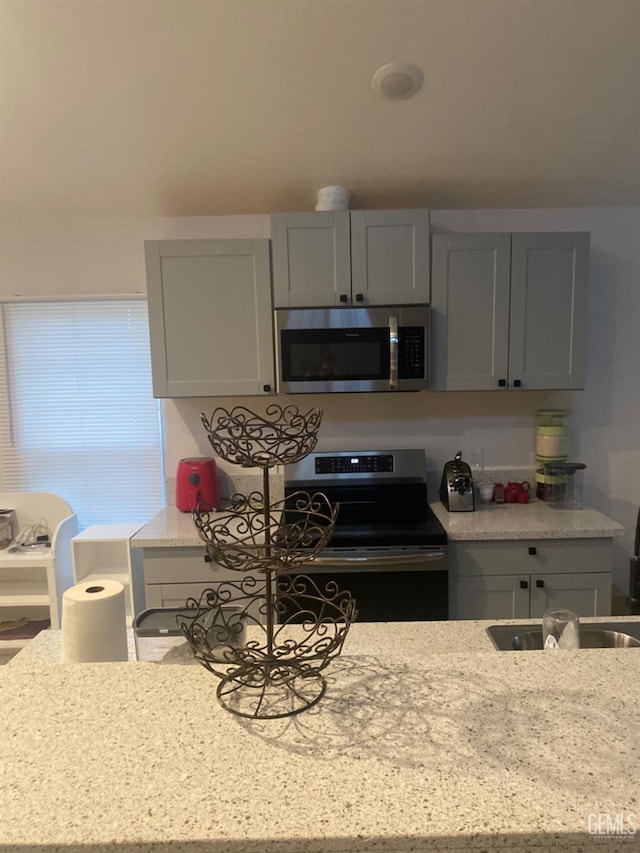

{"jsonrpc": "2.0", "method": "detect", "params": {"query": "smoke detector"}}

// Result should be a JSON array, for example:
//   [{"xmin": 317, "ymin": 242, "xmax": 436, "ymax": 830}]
[{"xmin": 371, "ymin": 63, "xmax": 424, "ymax": 100}]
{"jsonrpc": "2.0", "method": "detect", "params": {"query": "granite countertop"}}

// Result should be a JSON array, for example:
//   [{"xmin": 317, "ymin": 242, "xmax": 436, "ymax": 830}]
[
  {"xmin": 11, "ymin": 616, "xmax": 639, "ymax": 666},
  {"xmin": 132, "ymin": 505, "xmax": 209, "ymax": 547},
  {"xmin": 133, "ymin": 502, "xmax": 625, "ymax": 550},
  {"xmin": 7, "ymin": 619, "xmax": 509, "ymax": 665},
  {"xmin": 431, "ymin": 500, "xmax": 625, "ymax": 541},
  {"xmin": 3, "ymin": 617, "xmax": 640, "ymax": 852}
]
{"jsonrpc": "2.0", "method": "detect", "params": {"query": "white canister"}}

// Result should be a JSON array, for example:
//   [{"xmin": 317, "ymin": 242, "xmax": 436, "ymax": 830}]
[
  {"xmin": 536, "ymin": 426, "xmax": 568, "ymax": 458},
  {"xmin": 315, "ymin": 185, "xmax": 350, "ymax": 210}
]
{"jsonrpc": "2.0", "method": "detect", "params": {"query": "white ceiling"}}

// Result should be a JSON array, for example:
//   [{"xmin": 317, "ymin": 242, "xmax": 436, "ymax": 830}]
[{"xmin": 1, "ymin": 0, "xmax": 639, "ymax": 221}]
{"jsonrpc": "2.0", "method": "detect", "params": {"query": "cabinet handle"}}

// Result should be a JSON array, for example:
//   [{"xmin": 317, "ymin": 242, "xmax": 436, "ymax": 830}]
[
  {"xmin": 528, "ymin": 546, "xmax": 537, "ymax": 556},
  {"xmin": 262, "ymin": 384, "xmax": 271, "ymax": 393},
  {"xmin": 520, "ymin": 580, "xmax": 528, "ymax": 589},
  {"xmin": 513, "ymin": 379, "xmax": 522, "ymax": 388},
  {"xmin": 355, "ymin": 293, "xmax": 364, "ymax": 303},
  {"xmin": 498, "ymin": 379, "xmax": 507, "ymax": 387},
  {"xmin": 339, "ymin": 294, "xmax": 349, "ymax": 303},
  {"xmin": 536, "ymin": 579, "xmax": 545, "ymax": 588}
]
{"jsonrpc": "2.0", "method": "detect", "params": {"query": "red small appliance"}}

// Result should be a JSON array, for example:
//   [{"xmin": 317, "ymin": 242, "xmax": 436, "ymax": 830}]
[{"xmin": 175, "ymin": 457, "xmax": 220, "ymax": 512}]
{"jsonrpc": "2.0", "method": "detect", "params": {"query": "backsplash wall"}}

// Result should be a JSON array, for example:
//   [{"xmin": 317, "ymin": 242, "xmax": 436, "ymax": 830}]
[{"xmin": 162, "ymin": 389, "xmax": 560, "ymax": 484}]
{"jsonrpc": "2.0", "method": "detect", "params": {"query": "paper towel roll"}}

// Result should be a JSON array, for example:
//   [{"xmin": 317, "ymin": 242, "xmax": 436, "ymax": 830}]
[{"xmin": 61, "ymin": 579, "xmax": 128, "ymax": 663}]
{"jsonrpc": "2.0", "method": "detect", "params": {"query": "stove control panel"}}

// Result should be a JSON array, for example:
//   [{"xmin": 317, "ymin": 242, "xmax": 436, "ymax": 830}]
[
  {"xmin": 315, "ymin": 454, "xmax": 394, "ymax": 475},
  {"xmin": 286, "ymin": 449, "xmax": 427, "ymax": 485}
]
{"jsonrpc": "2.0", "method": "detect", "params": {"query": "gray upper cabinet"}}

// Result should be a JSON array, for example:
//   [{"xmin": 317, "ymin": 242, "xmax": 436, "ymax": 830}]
[
  {"xmin": 431, "ymin": 231, "xmax": 589, "ymax": 391},
  {"xmin": 271, "ymin": 209, "xmax": 430, "ymax": 307},
  {"xmin": 350, "ymin": 210, "xmax": 431, "ymax": 305},
  {"xmin": 271, "ymin": 212, "xmax": 351, "ymax": 307},
  {"xmin": 145, "ymin": 239, "xmax": 275, "ymax": 397}
]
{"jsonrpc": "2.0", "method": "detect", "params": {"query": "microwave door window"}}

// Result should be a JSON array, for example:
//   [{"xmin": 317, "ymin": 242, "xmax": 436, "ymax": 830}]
[{"xmin": 281, "ymin": 329, "xmax": 389, "ymax": 381}]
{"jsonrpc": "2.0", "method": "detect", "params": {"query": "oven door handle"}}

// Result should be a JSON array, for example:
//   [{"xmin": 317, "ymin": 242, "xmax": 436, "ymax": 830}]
[{"xmin": 309, "ymin": 550, "xmax": 446, "ymax": 567}]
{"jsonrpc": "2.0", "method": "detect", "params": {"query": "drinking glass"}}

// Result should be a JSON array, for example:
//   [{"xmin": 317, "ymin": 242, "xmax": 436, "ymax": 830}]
[{"xmin": 542, "ymin": 608, "xmax": 580, "ymax": 650}]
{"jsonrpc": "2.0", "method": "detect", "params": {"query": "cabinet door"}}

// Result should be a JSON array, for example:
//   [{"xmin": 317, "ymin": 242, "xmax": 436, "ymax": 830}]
[
  {"xmin": 509, "ymin": 232, "xmax": 589, "ymax": 389},
  {"xmin": 430, "ymin": 233, "xmax": 512, "ymax": 390},
  {"xmin": 529, "ymin": 572, "xmax": 612, "ymax": 618},
  {"xmin": 450, "ymin": 574, "xmax": 530, "ymax": 620},
  {"xmin": 145, "ymin": 239, "xmax": 274, "ymax": 397},
  {"xmin": 350, "ymin": 209, "xmax": 430, "ymax": 305},
  {"xmin": 271, "ymin": 212, "xmax": 351, "ymax": 307}
]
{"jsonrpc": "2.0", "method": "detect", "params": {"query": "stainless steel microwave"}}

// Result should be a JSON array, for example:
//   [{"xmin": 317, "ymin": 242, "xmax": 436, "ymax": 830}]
[{"xmin": 275, "ymin": 306, "xmax": 430, "ymax": 393}]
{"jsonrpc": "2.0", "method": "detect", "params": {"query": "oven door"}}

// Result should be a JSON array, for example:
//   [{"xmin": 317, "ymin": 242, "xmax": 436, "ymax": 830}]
[{"xmin": 277, "ymin": 546, "xmax": 448, "ymax": 623}]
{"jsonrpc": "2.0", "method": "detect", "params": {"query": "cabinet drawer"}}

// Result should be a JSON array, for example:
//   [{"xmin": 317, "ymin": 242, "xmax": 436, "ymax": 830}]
[
  {"xmin": 449, "ymin": 539, "xmax": 613, "ymax": 578},
  {"xmin": 142, "ymin": 547, "xmax": 235, "ymax": 584},
  {"xmin": 147, "ymin": 580, "xmax": 266, "ymax": 624},
  {"xmin": 151, "ymin": 582, "xmax": 219, "ymax": 608}
]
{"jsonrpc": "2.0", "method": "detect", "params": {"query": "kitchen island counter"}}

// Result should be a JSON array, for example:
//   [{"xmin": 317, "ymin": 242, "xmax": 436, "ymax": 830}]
[{"xmin": 2, "ymin": 619, "xmax": 639, "ymax": 852}]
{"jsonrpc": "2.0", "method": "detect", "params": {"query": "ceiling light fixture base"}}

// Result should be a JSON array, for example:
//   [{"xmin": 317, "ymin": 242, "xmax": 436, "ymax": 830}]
[{"xmin": 371, "ymin": 63, "xmax": 424, "ymax": 100}]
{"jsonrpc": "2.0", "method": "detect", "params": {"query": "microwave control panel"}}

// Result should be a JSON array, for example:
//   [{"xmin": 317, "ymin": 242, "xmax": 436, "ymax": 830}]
[{"xmin": 398, "ymin": 327, "xmax": 426, "ymax": 378}]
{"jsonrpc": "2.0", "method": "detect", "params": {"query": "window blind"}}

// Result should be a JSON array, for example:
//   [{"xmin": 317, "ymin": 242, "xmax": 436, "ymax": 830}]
[{"xmin": 0, "ymin": 300, "xmax": 165, "ymax": 530}]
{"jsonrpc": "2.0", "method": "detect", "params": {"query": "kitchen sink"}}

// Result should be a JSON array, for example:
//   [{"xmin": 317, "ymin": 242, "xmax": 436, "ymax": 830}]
[{"xmin": 486, "ymin": 621, "xmax": 640, "ymax": 651}]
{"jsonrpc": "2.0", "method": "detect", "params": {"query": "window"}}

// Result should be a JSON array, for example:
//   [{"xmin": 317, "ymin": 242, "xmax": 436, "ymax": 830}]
[{"xmin": 0, "ymin": 300, "xmax": 165, "ymax": 529}]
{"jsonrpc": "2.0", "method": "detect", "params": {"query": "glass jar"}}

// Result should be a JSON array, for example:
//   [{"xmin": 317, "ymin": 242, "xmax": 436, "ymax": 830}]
[
  {"xmin": 542, "ymin": 462, "xmax": 587, "ymax": 509},
  {"xmin": 535, "ymin": 466, "xmax": 565, "ymax": 500}
]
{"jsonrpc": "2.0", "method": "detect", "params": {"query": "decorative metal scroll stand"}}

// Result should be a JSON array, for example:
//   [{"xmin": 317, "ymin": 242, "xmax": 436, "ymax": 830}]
[{"xmin": 176, "ymin": 405, "xmax": 357, "ymax": 720}]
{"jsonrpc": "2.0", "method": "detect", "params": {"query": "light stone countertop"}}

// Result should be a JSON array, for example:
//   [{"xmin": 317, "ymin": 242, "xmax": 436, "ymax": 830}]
[
  {"xmin": 132, "ymin": 502, "xmax": 625, "ymax": 550},
  {"xmin": 11, "ymin": 616, "xmax": 640, "ymax": 667},
  {"xmin": 7, "ymin": 619, "xmax": 509, "ymax": 666},
  {"xmin": 131, "ymin": 505, "xmax": 209, "ymax": 548},
  {"xmin": 3, "ymin": 617, "xmax": 640, "ymax": 852},
  {"xmin": 431, "ymin": 500, "xmax": 625, "ymax": 541}
]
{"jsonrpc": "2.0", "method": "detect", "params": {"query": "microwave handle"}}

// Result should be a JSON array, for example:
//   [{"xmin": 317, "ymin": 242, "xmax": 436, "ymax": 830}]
[{"xmin": 388, "ymin": 315, "xmax": 398, "ymax": 390}]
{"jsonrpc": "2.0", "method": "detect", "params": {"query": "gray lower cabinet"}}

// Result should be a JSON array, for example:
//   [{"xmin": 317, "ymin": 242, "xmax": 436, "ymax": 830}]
[
  {"xmin": 145, "ymin": 239, "xmax": 275, "ymax": 397},
  {"xmin": 431, "ymin": 231, "xmax": 589, "ymax": 391},
  {"xmin": 271, "ymin": 209, "xmax": 430, "ymax": 307},
  {"xmin": 449, "ymin": 539, "xmax": 613, "ymax": 619},
  {"xmin": 142, "ymin": 547, "xmax": 265, "ymax": 622},
  {"xmin": 142, "ymin": 547, "xmax": 234, "ymax": 608}
]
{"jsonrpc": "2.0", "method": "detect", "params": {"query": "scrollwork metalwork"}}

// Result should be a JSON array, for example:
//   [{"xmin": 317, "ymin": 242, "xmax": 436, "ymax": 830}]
[
  {"xmin": 176, "ymin": 405, "xmax": 356, "ymax": 719},
  {"xmin": 177, "ymin": 575, "xmax": 356, "ymax": 719},
  {"xmin": 201, "ymin": 404, "xmax": 323, "ymax": 468},
  {"xmin": 192, "ymin": 490, "xmax": 338, "ymax": 573}
]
